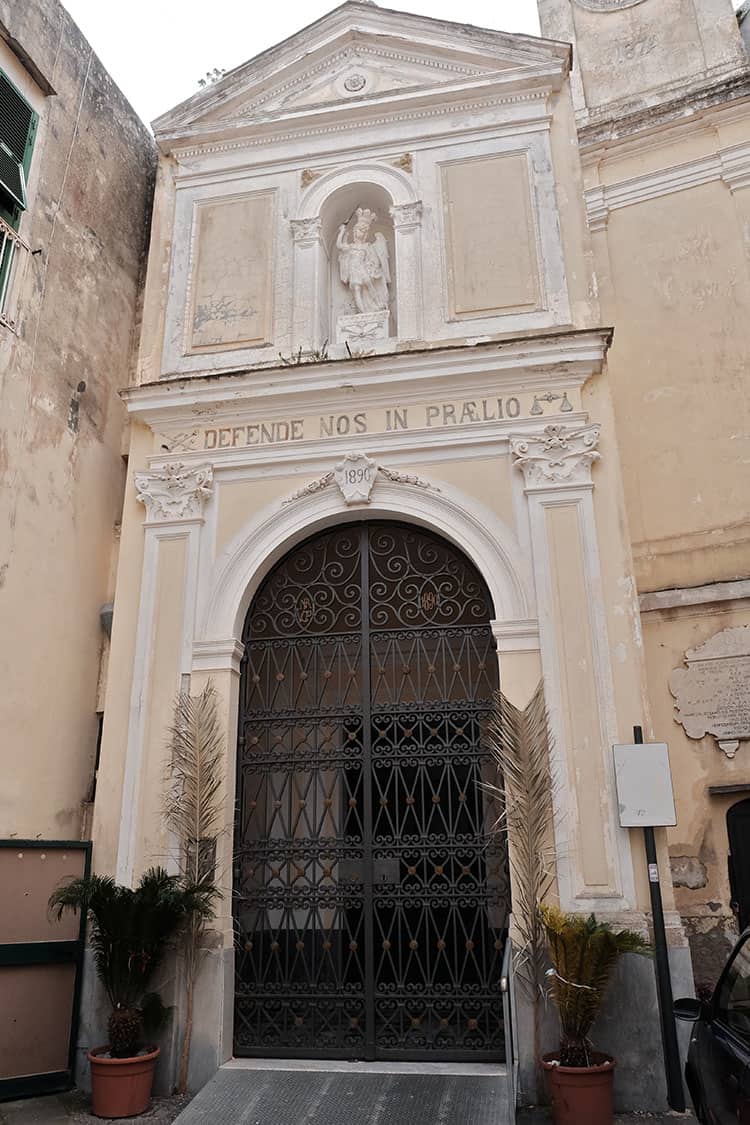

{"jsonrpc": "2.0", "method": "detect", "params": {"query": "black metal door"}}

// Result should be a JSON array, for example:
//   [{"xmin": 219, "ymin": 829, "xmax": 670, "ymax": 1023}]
[
  {"xmin": 728, "ymin": 799, "xmax": 750, "ymax": 931},
  {"xmin": 233, "ymin": 522, "xmax": 509, "ymax": 1059}
]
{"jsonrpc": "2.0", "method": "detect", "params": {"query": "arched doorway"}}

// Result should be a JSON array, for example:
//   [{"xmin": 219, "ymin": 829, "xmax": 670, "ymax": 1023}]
[
  {"xmin": 232, "ymin": 521, "xmax": 510, "ymax": 1060},
  {"xmin": 728, "ymin": 799, "xmax": 750, "ymax": 931}
]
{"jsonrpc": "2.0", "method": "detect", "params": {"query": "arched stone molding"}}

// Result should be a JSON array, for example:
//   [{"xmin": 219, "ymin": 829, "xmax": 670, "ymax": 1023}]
[
  {"xmin": 297, "ymin": 162, "xmax": 418, "ymax": 219},
  {"xmin": 190, "ymin": 475, "xmax": 537, "ymax": 1077},
  {"xmin": 292, "ymin": 161, "xmax": 424, "ymax": 349},
  {"xmin": 196, "ymin": 475, "xmax": 533, "ymax": 651}
]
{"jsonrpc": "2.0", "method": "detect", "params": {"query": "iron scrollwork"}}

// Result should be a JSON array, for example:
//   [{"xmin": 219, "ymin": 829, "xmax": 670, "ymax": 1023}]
[{"xmin": 233, "ymin": 522, "xmax": 509, "ymax": 1059}]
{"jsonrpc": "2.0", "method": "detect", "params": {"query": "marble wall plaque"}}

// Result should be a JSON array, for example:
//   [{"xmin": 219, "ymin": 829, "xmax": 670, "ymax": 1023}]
[{"xmin": 669, "ymin": 626, "xmax": 750, "ymax": 758}]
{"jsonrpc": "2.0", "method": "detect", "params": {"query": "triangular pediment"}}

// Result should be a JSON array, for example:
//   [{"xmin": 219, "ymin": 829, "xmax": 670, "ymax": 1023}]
[
  {"xmin": 154, "ymin": 2, "xmax": 570, "ymax": 145},
  {"xmin": 224, "ymin": 43, "xmax": 502, "ymax": 125}
]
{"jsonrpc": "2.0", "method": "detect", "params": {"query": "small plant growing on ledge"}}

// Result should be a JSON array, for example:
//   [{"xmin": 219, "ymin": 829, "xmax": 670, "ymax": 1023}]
[{"xmin": 278, "ymin": 340, "xmax": 329, "ymax": 365}]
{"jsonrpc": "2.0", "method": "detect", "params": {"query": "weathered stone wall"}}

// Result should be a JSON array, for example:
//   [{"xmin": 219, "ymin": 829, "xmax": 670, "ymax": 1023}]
[{"xmin": 0, "ymin": 0, "xmax": 156, "ymax": 840}]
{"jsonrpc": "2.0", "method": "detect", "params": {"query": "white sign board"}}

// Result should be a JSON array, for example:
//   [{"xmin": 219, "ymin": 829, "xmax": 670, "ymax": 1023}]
[{"xmin": 613, "ymin": 743, "xmax": 677, "ymax": 828}]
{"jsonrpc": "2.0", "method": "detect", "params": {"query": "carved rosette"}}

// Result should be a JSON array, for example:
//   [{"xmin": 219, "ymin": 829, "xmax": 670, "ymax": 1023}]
[
  {"xmin": 389, "ymin": 201, "xmax": 423, "ymax": 230},
  {"xmin": 135, "ymin": 463, "xmax": 214, "ymax": 523},
  {"xmin": 510, "ymin": 424, "xmax": 601, "ymax": 489},
  {"xmin": 290, "ymin": 217, "xmax": 322, "ymax": 245}
]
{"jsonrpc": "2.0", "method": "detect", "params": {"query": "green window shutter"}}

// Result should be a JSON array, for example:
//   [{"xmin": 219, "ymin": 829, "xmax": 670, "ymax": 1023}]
[{"xmin": 0, "ymin": 70, "xmax": 39, "ymax": 215}]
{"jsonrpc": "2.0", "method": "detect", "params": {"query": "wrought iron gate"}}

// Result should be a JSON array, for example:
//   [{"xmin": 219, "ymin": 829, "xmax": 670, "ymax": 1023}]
[{"xmin": 233, "ymin": 522, "xmax": 509, "ymax": 1059}]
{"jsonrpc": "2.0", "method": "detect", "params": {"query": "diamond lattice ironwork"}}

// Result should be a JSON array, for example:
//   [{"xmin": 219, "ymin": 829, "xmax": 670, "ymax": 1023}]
[{"xmin": 233, "ymin": 522, "xmax": 509, "ymax": 1059}]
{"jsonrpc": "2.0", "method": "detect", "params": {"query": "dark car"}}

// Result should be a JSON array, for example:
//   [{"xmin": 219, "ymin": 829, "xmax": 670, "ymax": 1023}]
[{"xmin": 675, "ymin": 928, "xmax": 750, "ymax": 1123}]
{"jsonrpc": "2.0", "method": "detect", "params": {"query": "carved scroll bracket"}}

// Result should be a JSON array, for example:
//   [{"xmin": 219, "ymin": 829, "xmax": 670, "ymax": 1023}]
[
  {"xmin": 282, "ymin": 452, "xmax": 438, "ymax": 507},
  {"xmin": 135, "ymin": 463, "xmax": 213, "ymax": 523},
  {"xmin": 510, "ymin": 424, "xmax": 601, "ymax": 490}
]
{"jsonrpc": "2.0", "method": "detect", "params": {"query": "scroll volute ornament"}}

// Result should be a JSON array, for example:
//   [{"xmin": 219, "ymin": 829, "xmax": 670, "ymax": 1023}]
[
  {"xmin": 510, "ymin": 424, "xmax": 601, "ymax": 489},
  {"xmin": 135, "ymin": 463, "xmax": 213, "ymax": 522}
]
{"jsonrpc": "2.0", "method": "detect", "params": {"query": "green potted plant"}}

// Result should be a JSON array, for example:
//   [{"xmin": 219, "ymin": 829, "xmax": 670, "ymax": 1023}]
[
  {"xmin": 540, "ymin": 905, "xmax": 651, "ymax": 1125},
  {"xmin": 49, "ymin": 867, "xmax": 211, "ymax": 1118}
]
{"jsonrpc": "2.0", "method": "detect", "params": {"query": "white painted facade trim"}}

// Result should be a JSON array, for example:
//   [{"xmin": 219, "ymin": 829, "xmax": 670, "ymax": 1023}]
[{"xmin": 585, "ymin": 140, "xmax": 750, "ymax": 229}]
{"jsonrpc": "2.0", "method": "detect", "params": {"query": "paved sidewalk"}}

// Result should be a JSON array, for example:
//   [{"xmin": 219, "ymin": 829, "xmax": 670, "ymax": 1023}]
[
  {"xmin": 518, "ymin": 1109, "xmax": 696, "ymax": 1124},
  {"xmin": 0, "ymin": 1091, "xmax": 696, "ymax": 1125},
  {"xmin": 0, "ymin": 1092, "xmax": 189, "ymax": 1125}
]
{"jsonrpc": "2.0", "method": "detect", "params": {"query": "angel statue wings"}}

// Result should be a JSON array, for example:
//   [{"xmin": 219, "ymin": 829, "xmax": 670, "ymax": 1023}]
[{"xmin": 336, "ymin": 207, "xmax": 391, "ymax": 314}]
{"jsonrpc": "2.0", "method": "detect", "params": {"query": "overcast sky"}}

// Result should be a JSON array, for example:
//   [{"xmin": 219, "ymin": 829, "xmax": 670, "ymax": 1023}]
[{"xmin": 59, "ymin": 1, "xmax": 541, "ymax": 127}]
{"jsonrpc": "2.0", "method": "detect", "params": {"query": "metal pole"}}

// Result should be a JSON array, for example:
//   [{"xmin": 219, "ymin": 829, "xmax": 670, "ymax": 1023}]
[{"xmin": 633, "ymin": 724, "xmax": 685, "ymax": 1112}]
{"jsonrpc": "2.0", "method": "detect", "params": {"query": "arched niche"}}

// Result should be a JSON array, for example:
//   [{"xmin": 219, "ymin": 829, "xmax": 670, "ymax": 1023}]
[
  {"xmin": 291, "ymin": 163, "xmax": 424, "ymax": 354},
  {"xmin": 319, "ymin": 182, "xmax": 397, "ymax": 345}
]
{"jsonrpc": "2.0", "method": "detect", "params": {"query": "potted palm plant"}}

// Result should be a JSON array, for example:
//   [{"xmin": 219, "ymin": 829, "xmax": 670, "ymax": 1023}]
[
  {"xmin": 49, "ymin": 867, "xmax": 211, "ymax": 1118},
  {"xmin": 540, "ymin": 906, "xmax": 651, "ymax": 1125}
]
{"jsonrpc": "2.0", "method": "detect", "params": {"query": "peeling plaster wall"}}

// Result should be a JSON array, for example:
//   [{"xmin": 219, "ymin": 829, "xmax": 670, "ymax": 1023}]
[
  {"xmin": 0, "ymin": 0, "xmax": 156, "ymax": 840},
  {"xmin": 641, "ymin": 597, "xmax": 750, "ymax": 990}
]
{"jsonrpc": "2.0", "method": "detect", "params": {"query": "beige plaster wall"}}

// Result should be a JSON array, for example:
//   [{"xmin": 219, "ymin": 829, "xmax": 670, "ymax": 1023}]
[
  {"xmin": 0, "ymin": 1, "xmax": 155, "ymax": 841},
  {"xmin": 593, "ymin": 170, "xmax": 750, "ymax": 593}
]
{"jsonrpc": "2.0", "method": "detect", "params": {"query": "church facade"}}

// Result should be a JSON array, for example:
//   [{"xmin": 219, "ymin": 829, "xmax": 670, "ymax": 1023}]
[{"xmin": 80, "ymin": 0, "xmax": 750, "ymax": 1110}]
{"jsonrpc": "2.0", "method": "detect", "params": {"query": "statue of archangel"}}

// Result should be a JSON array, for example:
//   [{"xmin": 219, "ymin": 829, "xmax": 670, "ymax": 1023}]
[{"xmin": 336, "ymin": 207, "xmax": 391, "ymax": 314}]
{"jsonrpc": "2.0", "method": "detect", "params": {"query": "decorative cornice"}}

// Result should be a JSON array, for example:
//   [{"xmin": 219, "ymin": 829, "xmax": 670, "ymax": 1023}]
[
  {"xmin": 578, "ymin": 71, "xmax": 750, "ymax": 153},
  {"xmin": 585, "ymin": 140, "xmax": 750, "ymax": 228},
  {"xmin": 389, "ymin": 200, "xmax": 423, "ymax": 229},
  {"xmin": 510, "ymin": 423, "xmax": 601, "ymax": 490},
  {"xmin": 721, "ymin": 141, "xmax": 750, "ymax": 193},
  {"xmin": 172, "ymin": 90, "xmax": 552, "ymax": 162},
  {"xmin": 639, "ymin": 579, "xmax": 750, "ymax": 614},
  {"xmin": 192, "ymin": 638, "xmax": 245, "ymax": 674},
  {"xmin": 135, "ymin": 463, "xmax": 213, "ymax": 523},
  {"xmin": 490, "ymin": 618, "xmax": 541, "ymax": 654},
  {"xmin": 585, "ymin": 185, "xmax": 609, "ymax": 233}
]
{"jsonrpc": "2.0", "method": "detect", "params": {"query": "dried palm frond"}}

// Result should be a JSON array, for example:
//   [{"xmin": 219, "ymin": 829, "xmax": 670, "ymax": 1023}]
[
  {"xmin": 483, "ymin": 681, "xmax": 556, "ymax": 1002},
  {"xmin": 163, "ymin": 681, "xmax": 225, "ymax": 1093}
]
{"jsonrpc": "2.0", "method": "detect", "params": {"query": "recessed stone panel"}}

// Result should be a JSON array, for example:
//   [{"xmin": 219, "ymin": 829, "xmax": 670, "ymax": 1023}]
[
  {"xmin": 441, "ymin": 153, "xmax": 541, "ymax": 321},
  {"xmin": 188, "ymin": 191, "xmax": 275, "ymax": 352}
]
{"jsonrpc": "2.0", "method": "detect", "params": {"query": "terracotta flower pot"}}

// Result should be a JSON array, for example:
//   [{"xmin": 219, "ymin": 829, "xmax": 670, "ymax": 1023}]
[
  {"xmin": 88, "ymin": 1045, "xmax": 160, "ymax": 1119},
  {"xmin": 542, "ymin": 1052, "xmax": 615, "ymax": 1125}
]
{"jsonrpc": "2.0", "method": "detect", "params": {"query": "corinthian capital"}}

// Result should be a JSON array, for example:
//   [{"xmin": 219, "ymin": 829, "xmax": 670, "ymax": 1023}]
[
  {"xmin": 510, "ymin": 424, "xmax": 601, "ymax": 489},
  {"xmin": 135, "ymin": 463, "xmax": 213, "ymax": 523},
  {"xmin": 290, "ymin": 217, "xmax": 322, "ymax": 244},
  {"xmin": 389, "ymin": 201, "xmax": 423, "ymax": 229}
]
